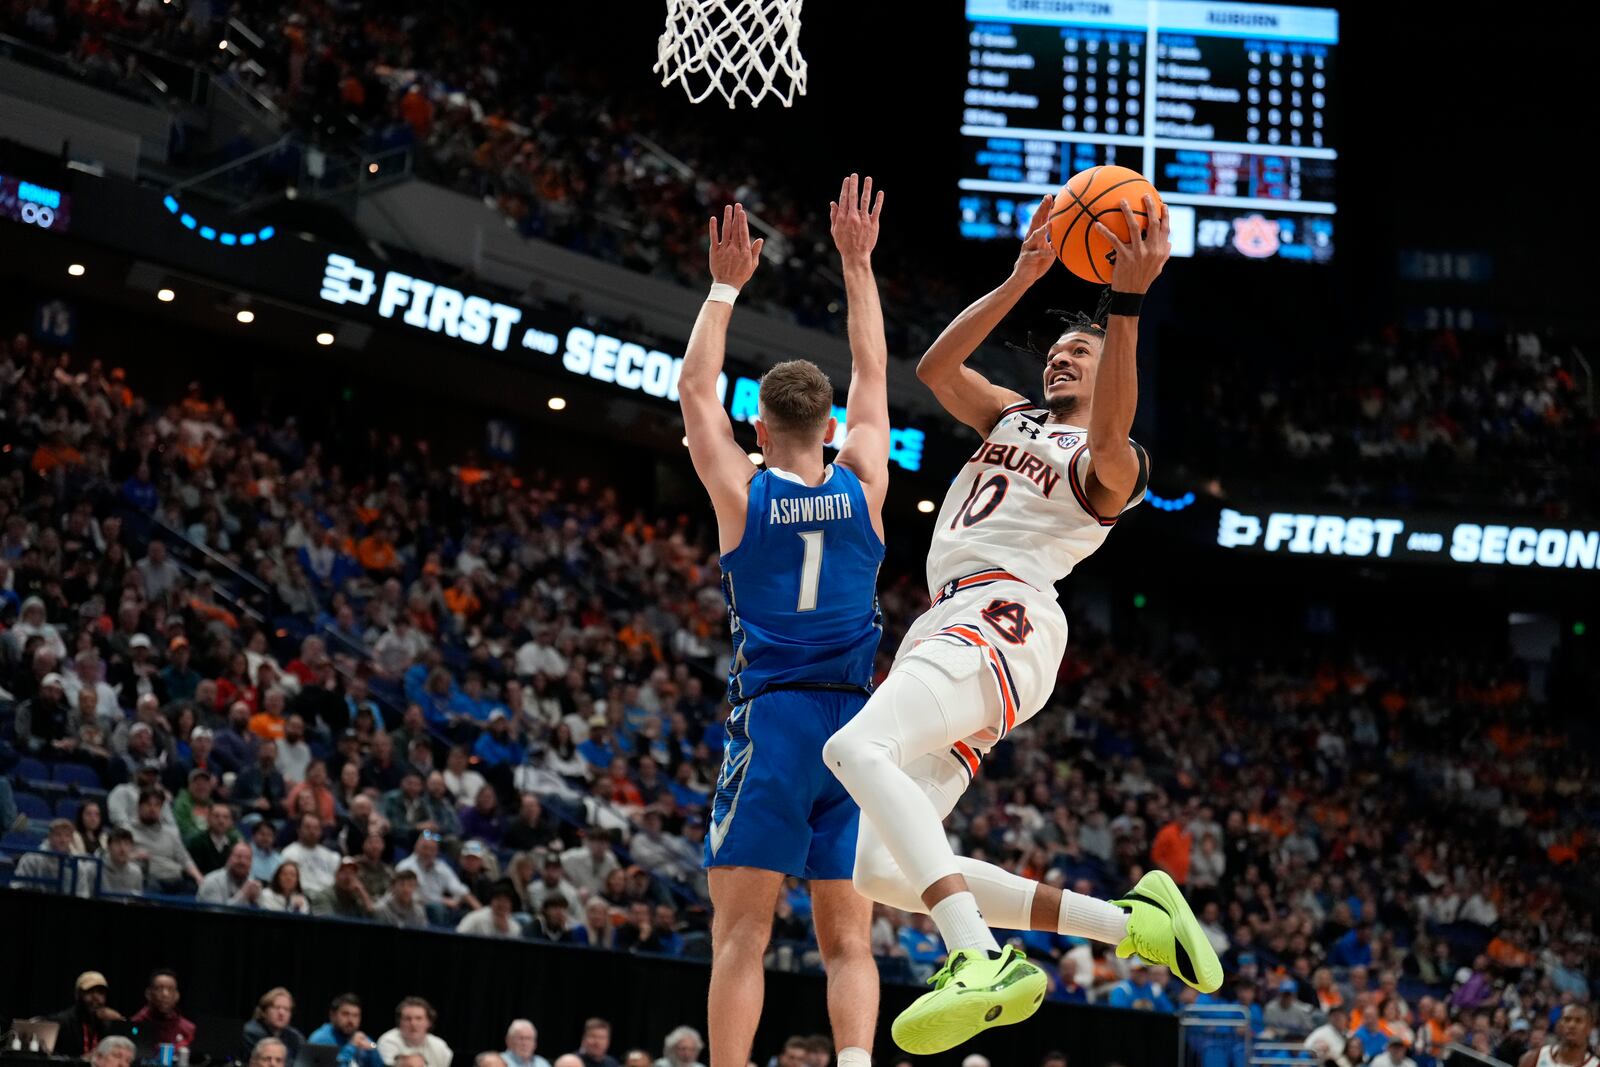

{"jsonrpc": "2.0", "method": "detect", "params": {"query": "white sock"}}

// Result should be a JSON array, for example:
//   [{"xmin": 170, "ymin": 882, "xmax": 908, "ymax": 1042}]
[
  {"xmin": 1058, "ymin": 890, "xmax": 1130, "ymax": 944},
  {"xmin": 931, "ymin": 891, "xmax": 1001, "ymax": 953},
  {"xmin": 836, "ymin": 1048, "xmax": 870, "ymax": 1067}
]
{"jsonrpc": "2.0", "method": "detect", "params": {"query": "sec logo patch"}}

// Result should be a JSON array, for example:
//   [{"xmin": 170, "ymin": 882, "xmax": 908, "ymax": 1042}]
[{"xmin": 1049, "ymin": 433, "xmax": 1081, "ymax": 449}]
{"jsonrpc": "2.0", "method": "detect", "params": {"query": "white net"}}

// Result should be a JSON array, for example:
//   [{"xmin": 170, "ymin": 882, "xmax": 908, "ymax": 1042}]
[{"xmin": 654, "ymin": 0, "xmax": 808, "ymax": 108}]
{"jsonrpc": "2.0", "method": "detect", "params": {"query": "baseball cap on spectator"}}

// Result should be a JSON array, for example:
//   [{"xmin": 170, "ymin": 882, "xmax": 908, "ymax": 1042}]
[
  {"xmin": 1511, "ymin": 1020, "xmax": 1530, "ymax": 1033},
  {"xmin": 487, "ymin": 708, "xmax": 508, "ymax": 723},
  {"xmin": 130, "ymin": 634, "xmax": 153, "ymax": 650},
  {"xmin": 41, "ymin": 672, "xmax": 66, "ymax": 691},
  {"xmin": 188, "ymin": 768, "xmax": 213, "ymax": 783},
  {"xmin": 340, "ymin": 856, "xmax": 359, "ymax": 868},
  {"xmin": 1387, "ymin": 1038, "xmax": 1407, "ymax": 1048},
  {"xmin": 75, "ymin": 971, "xmax": 109, "ymax": 993},
  {"xmin": 588, "ymin": 713, "xmax": 608, "ymax": 729},
  {"xmin": 136, "ymin": 757, "xmax": 162, "ymax": 775},
  {"xmin": 1278, "ymin": 979, "xmax": 1297, "ymax": 993},
  {"xmin": 170, "ymin": 636, "xmax": 189, "ymax": 652},
  {"xmin": 192, "ymin": 727, "xmax": 213, "ymax": 740},
  {"xmin": 462, "ymin": 841, "xmax": 489, "ymax": 858},
  {"xmin": 130, "ymin": 723, "xmax": 153, "ymax": 738}
]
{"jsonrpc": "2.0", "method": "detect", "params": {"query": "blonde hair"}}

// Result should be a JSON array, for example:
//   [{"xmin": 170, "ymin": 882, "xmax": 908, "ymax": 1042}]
[
  {"xmin": 758, "ymin": 361, "xmax": 833, "ymax": 436},
  {"xmin": 253, "ymin": 987, "xmax": 294, "ymax": 1024}
]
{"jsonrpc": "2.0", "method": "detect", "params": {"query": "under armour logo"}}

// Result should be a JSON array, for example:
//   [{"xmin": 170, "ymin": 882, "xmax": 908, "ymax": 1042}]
[
  {"xmin": 1015, "ymin": 421, "xmax": 1040, "ymax": 440},
  {"xmin": 320, "ymin": 253, "xmax": 377, "ymax": 306}
]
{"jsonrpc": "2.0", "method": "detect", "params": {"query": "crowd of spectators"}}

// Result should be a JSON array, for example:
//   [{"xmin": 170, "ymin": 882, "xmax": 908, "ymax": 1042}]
[
  {"xmin": 6, "ymin": 2, "xmax": 1595, "ymax": 516},
  {"xmin": 0, "ymin": 320, "xmax": 1595, "ymax": 1067},
  {"xmin": 30, "ymin": 969, "xmax": 726, "ymax": 1067},
  {"xmin": 1181, "ymin": 325, "xmax": 1598, "ymax": 515},
  {"xmin": 1, "ymin": 0, "xmax": 965, "ymax": 361}
]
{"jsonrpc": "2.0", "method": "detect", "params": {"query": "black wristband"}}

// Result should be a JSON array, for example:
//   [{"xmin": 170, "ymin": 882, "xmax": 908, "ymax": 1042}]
[{"xmin": 1107, "ymin": 290, "xmax": 1144, "ymax": 317}]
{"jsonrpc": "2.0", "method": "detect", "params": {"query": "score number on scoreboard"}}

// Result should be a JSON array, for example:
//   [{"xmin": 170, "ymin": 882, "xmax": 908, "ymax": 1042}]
[{"xmin": 957, "ymin": 0, "xmax": 1337, "ymax": 264}]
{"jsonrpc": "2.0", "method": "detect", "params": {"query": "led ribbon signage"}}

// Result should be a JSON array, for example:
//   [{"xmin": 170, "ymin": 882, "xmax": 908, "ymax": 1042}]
[{"xmin": 317, "ymin": 253, "xmax": 926, "ymax": 471}]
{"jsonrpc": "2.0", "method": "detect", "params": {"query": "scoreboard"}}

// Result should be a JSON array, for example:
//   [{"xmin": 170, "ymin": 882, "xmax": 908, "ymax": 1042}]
[{"xmin": 957, "ymin": 0, "xmax": 1338, "ymax": 263}]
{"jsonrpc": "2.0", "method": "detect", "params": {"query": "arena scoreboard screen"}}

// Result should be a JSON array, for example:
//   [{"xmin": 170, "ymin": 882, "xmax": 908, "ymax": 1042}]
[{"xmin": 957, "ymin": 0, "xmax": 1337, "ymax": 263}]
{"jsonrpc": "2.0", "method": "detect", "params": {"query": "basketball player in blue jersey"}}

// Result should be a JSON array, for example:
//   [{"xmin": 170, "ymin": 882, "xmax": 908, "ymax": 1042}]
[{"xmin": 680, "ymin": 175, "xmax": 890, "ymax": 1067}]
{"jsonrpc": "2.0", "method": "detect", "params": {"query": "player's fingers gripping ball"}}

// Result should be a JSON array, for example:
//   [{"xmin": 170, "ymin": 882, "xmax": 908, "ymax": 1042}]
[{"xmin": 1049, "ymin": 165, "xmax": 1165, "ymax": 283}]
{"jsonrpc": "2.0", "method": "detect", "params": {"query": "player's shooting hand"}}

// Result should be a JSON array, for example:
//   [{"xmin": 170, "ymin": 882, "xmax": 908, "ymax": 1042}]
[
  {"xmin": 708, "ymin": 204, "xmax": 764, "ymax": 289},
  {"xmin": 829, "ymin": 173, "xmax": 884, "ymax": 266},
  {"xmin": 1095, "ymin": 195, "xmax": 1170, "ymax": 294},
  {"xmin": 1012, "ymin": 194, "xmax": 1056, "ymax": 285}
]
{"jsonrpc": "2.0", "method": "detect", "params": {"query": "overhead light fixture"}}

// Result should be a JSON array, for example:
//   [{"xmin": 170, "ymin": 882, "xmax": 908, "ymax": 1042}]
[
  {"xmin": 747, "ymin": 452, "xmax": 764, "ymax": 465},
  {"xmin": 218, "ymin": 39, "xmax": 228, "ymax": 50},
  {"xmin": 547, "ymin": 397, "xmax": 567, "ymax": 411},
  {"xmin": 681, "ymin": 436, "xmax": 689, "ymax": 447},
  {"xmin": 236, "ymin": 309, "xmax": 255, "ymax": 324},
  {"xmin": 157, "ymin": 288, "xmax": 175, "ymax": 302},
  {"xmin": 316, "ymin": 332, "xmax": 335, "ymax": 346},
  {"xmin": 917, "ymin": 499, "xmax": 936, "ymax": 514},
  {"xmin": 67, "ymin": 264, "xmax": 85, "ymax": 277},
  {"xmin": 368, "ymin": 163, "xmax": 379, "ymax": 174}
]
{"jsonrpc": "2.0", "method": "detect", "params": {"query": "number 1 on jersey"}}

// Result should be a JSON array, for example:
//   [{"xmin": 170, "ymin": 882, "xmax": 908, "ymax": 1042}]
[{"xmin": 796, "ymin": 530, "xmax": 824, "ymax": 612}]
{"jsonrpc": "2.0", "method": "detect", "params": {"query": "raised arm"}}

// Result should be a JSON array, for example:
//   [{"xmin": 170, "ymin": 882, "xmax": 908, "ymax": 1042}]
[
  {"xmin": 829, "ymin": 174, "xmax": 889, "ymax": 538},
  {"xmin": 680, "ymin": 204, "xmax": 764, "ymax": 553},
  {"xmin": 1082, "ymin": 195, "xmax": 1169, "ymax": 514},
  {"xmin": 915, "ymin": 194, "xmax": 1056, "ymax": 435}
]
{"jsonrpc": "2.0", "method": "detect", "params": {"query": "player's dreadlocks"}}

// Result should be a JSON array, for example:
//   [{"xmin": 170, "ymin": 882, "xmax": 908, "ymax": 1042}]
[{"xmin": 1002, "ymin": 287, "xmax": 1112, "ymax": 361}]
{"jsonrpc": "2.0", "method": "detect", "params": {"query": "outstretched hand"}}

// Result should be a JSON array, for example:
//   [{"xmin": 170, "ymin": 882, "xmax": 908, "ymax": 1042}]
[
  {"xmin": 1095, "ymin": 195, "xmax": 1171, "ymax": 294},
  {"xmin": 1012, "ymin": 193, "xmax": 1057, "ymax": 285},
  {"xmin": 708, "ymin": 204, "xmax": 764, "ymax": 289},
  {"xmin": 830, "ymin": 173, "xmax": 884, "ymax": 265}
]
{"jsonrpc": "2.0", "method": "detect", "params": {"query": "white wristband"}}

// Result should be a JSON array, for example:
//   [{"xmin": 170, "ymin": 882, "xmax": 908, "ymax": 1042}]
[{"xmin": 706, "ymin": 283, "xmax": 741, "ymax": 306}]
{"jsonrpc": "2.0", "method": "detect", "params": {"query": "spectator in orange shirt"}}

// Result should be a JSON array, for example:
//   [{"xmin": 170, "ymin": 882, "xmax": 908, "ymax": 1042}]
[
  {"xmin": 399, "ymin": 84, "xmax": 434, "ymax": 139},
  {"xmin": 617, "ymin": 613, "xmax": 662, "ymax": 663},
  {"xmin": 443, "ymin": 575, "xmax": 481, "ymax": 629},
  {"xmin": 31, "ymin": 431, "xmax": 84, "ymax": 475},
  {"xmin": 250, "ymin": 688, "xmax": 290, "ymax": 741},
  {"xmin": 357, "ymin": 525, "xmax": 400, "ymax": 576},
  {"xmin": 187, "ymin": 577, "xmax": 239, "ymax": 631},
  {"xmin": 286, "ymin": 760, "xmax": 337, "ymax": 824},
  {"xmin": 1151, "ymin": 812, "xmax": 1193, "ymax": 885}
]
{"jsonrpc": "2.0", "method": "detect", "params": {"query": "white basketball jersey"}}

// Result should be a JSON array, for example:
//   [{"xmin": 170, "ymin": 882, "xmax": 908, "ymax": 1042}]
[
  {"xmin": 1538, "ymin": 1047, "xmax": 1599, "ymax": 1067},
  {"xmin": 925, "ymin": 402, "xmax": 1148, "ymax": 593}
]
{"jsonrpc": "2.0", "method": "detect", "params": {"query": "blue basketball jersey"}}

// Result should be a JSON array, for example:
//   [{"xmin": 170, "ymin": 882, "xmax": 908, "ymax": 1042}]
[{"xmin": 720, "ymin": 464, "xmax": 884, "ymax": 703}]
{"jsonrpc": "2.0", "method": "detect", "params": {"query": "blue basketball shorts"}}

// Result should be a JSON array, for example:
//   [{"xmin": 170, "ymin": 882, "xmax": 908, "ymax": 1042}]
[{"xmin": 703, "ymin": 687, "xmax": 866, "ymax": 880}]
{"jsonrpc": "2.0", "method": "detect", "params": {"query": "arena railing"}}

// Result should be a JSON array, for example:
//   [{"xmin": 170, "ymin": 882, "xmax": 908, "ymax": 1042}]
[{"xmin": 1180, "ymin": 1005, "xmax": 1253, "ymax": 1067}]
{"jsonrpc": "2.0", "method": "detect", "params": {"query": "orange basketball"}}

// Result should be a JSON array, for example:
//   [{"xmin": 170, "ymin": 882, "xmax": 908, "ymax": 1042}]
[{"xmin": 1048, "ymin": 166, "xmax": 1164, "ymax": 284}]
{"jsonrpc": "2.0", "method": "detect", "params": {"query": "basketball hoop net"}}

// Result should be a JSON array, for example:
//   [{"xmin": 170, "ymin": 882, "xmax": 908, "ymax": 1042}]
[{"xmin": 655, "ymin": 0, "xmax": 807, "ymax": 108}]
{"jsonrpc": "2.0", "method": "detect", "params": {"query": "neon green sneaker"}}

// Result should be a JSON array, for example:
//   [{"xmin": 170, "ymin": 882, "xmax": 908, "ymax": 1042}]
[
  {"xmin": 1111, "ymin": 869, "xmax": 1224, "ymax": 993},
  {"xmin": 891, "ymin": 945, "xmax": 1047, "ymax": 1055}
]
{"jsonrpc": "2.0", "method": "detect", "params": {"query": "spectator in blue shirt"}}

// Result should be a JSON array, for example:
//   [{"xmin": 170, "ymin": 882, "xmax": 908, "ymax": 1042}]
[
  {"xmin": 1107, "ymin": 963, "xmax": 1177, "ymax": 1013},
  {"xmin": 578, "ymin": 717, "xmax": 616, "ymax": 774},
  {"xmin": 473, "ymin": 711, "xmax": 525, "ymax": 769},
  {"xmin": 1047, "ymin": 956, "xmax": 1088, "ymax": 1004},
  {"xmin": 1329, "ymin": 923, "xmax": 1374, "ymax": 968},
  {"xmin": 898, "ymin": 914, "xmax": 945, "ymax": 976},
  {"xmin": 246, "ymin": 817, "xmax": 283, "ymax": 886},
  {"xmin": 120, "ymin": 465, "xmax": 159, "ymax": 512},
  {"xmin": 306, "ymin": 994, "xmax": 385, "ymax": 1067}
]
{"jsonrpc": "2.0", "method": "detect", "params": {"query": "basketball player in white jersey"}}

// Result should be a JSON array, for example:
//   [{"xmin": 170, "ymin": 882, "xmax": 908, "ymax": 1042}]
[
  {"xmin": 823, "ymin": 193, "xmax": 1221, "ymax": 1053},
  {"xmin": 1522, "ymin": 1005, "xmax": 1598, "ymax": 1067}
]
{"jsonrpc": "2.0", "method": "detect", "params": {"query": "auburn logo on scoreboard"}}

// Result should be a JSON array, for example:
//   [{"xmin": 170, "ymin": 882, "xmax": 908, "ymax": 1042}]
[{"xmin": 1232, "ymin": 214, "xmax": 1282, "ymax": 259}]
